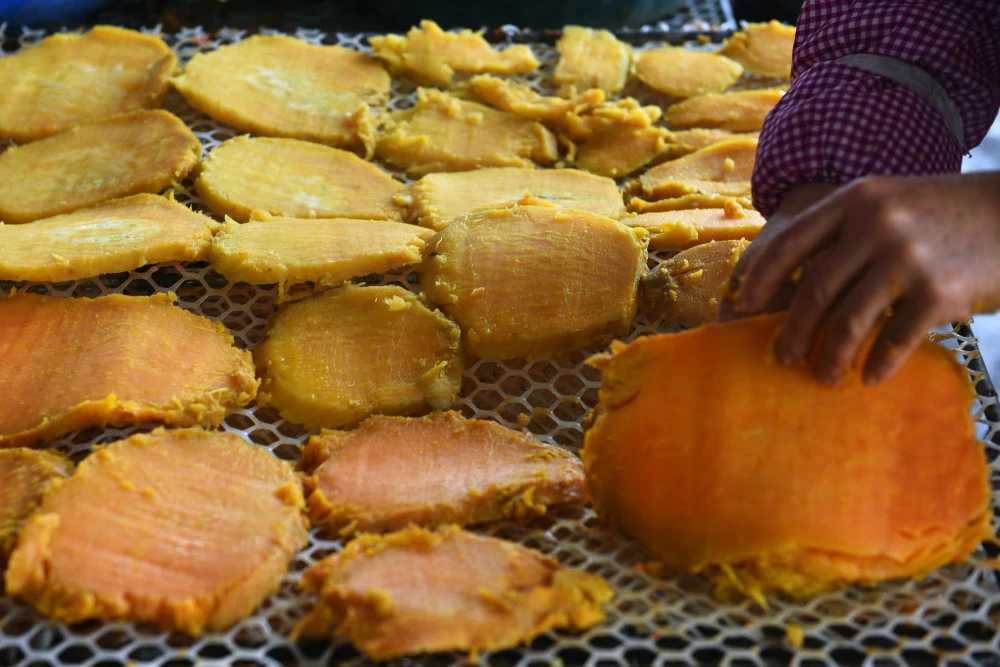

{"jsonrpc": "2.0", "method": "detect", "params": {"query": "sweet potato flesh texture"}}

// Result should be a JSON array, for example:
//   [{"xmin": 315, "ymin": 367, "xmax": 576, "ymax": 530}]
[
  {"xmin": 4, "ymin": 429, "xmax": 308, "ymax": 634},
  {"xmin": 663, "ymin": 129, "xmax": 759, "ymax": 160},
  {"xmin": 0, "ymin": 194, "xmax": 219, "ymax": 283},
  {"xmin": 641, "ymin": 239, "xmax": 749, "ymax": 327},
  {"xmin": 255, "ymin": 285, "xmax": 463, "ymax": 429},
  {"xmin": 210, "ymin": 217, "xmax": 433, "ymax": 298},
  {"xmin": 631, "ymin": 137, "xmax": 758, "ymax": 201},
  {"xmin": 666, "ymin": 89, "xmax": 784, "ymax": 131},
  {"xmin": 0, "ymin": 110, "xmax": 200, "ymax": 224},
  {"xmin": 299, "ymin": 411, "xmax": 585, "ymax": 534},
  {"xmin": 576, "ymin": 125, "xmax": 672, "ymax": 178},
  {"xmin": 718, "ymin": 21, "xmax": 795, "ymax": 79},
  {"xmin": 404, "ymin": 167, "xmax": 625, "ymax": 230},
  {"xmin": 553, "ymin": 26, "xmax": 632, "ymax": 96},
  {"xmin": 172, "ymin": 35, "xmax": 389, "ymax": 157},
  {"xmin": 583, "ymin": 313, "xmax": 991, "ymax": 598},
  {"xmin": 461, "ymin": 74, "xmax": 605, "ymax": 123},
  {"xmin": 555, "ymin": 97, "xmax": 661, "ymax": 142},
  {"xmin": 375, "ymin": 89, "xmax": 559, "ymax": 175},
  {"xmin": 0, "ymin": 293, "xmax": 258, "ymax": 448},
  {"xmin": 368, "ymin": 20, "xmax": 539, "ymax": 86},
  {"xmin": 0, "ymin": 449, "xmax": 71, "ymax": 563},
  {"xmin": 0, "ymin": 26, "xmax": 176, "ymax": 143},
  {"xmin": 628, "ymin": 193, "xmax": 755, "ymax": 213},
  {"xmin": 421, "ymin": 206, "xmax": 648, "ymax": 359},
  {"xmin": 634, "ymin": 47, "xmax": 743, "ymax": 98},
  {"xmin": 625, "ymin": 201, "xmax": 764, "ymax": 250},
  {"xmin": 297, "ymin": 525, "xmax": 612, "ymax": 659},
  {"xmin": 195, "ymin": 136, "xmax": 404, "ymax": 222}
]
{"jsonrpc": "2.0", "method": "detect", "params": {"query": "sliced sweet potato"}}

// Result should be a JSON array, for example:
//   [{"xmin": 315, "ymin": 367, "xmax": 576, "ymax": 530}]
[
  {"xmin": 634, "ymin": 47, "xmax": 743, "ymax": 98},
  {"xmin": 576, "ymin": 125, "xmax": 672, "ymax": 178},
  {"xmin": 628, "ymin": 193, "xmax": 755, "ymax": 213},
  {"xmin": 718, "ymin": 21, "xmax": 795, "ymax": 79},
  {"xmin": 553, "ymin": 26, "xmax": 632, "ymax": 96},
  {"xmin": 0, "ymin": 449, "xmax": 71, "ymax": 563},
  {"xmin": 666, "ymin": 89, "xmax": 784, "ymax": 131},
  {"xmin": 629, "ymin": 137, "xmax": 758, "ymax": 201},
  {"xmin": 662, "ymin": 129, "xmax": 760, "ymax": 160},
  {"xmin": 459, "ymin": 74, "xmax": 605, "ymax": 123},
  {"xmin": 624, "ymin": 201, "xmax": 764, "ymax": 250}
]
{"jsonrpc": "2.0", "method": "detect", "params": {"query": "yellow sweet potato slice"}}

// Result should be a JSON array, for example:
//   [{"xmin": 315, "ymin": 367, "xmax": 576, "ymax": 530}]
[
  {"xmin": 0, "ymin": 293, "xmax": 258, "ymax": 448},
  {"xmin": 299, "ymin": 411, "xmax": 585, "ymax": 534},
  {"xmin": 210, "ymin": 216, "xmax": 433, "ymax": 298},
  {"xmin": 0, "ymin": 449, "xmax": 71, "ymax": 564},
  {"xmin": 628, "ymin": 193, "xmax": 755, "ymax": 213},
  {"xmin": 634, "ymin": 47, "xmax": 744, "ymax": 98},
  {"xmin": 0, "ymin": 110, "xmax": 200, "ymax": 224},
  {"xmin": 556, "ymin": 97, "xmax": 661, "ymax": 143},
  {"xmin": 195, "ymin": 136, "xmax": 404, "ymax": 222},
  {"xmin": 296, "ymin": 525, "xmax": 612, "ymax": 658},
  {"xmin": 583, "ymin": 312, "xmax": 991, "ymax": 599},
  {"xmin": 422, "ymin": 206, "xmax": 647, "ymax": 359},
  {"xmin": 718, "ymin": 21, "xmax": 795, "ymax": 79},
  {"xmin": 629, "ymin": 137, "xmax": 758, "ymax": 201},
  {"xmin": 4, "ymin": 428, "xmax": 308, "ymax": 634},
  {"xmin": 576, "ymin": 125, "xmax": 672, "ymax": 178},
  {"xmin": 0, "ymin": 194, "xmax": 219, "ymax": 283},
  {"xmin": 460, "ymin": 74, "xmax": 605, "ymax": 123},
  {"xmin": 375, "ymin": 89, "xmax": 558, "ymax": 175},
  {"xmin": 553, "ymin": 26, "xmax": 632, "ymax": 96},
  {"xmin": 0, "ymin": 26, "xmax": 176, "ymax": 143},
  {"xmin": 624, "ymin": 201, "xmax": 764, "ymax": 250},
  {"xmin": 663, "ymin": 128, "xmax": 759, "ymax": 160},
  {"xmin": 402, "ymin": 167, "xmax": 625, "ymax": 230},
  {"xmin": 255, "ymin": 285, "xmax": 462, "ymax": 429},
  {"xmin": 641, "ymin": 239, "xmax": 749, "ymax": 327},
  {"xmin": 666, "ymin": 89, "xmax": 784, "ymax": 131},
  {"xmin": 172, "ymin": 35, "xmax": 390, "ymax": 158},
  {"xmin": 368, "ymin": 20, "xmax": 539, "ymax": 86}
]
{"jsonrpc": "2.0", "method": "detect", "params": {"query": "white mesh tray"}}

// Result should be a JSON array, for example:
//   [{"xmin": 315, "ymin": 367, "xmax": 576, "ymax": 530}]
[{"xmin": 1, "ymin": 24, "xmax": 1000, "ymax": 667}]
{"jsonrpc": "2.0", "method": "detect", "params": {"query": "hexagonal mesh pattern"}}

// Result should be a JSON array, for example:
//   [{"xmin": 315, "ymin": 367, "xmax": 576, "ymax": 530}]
[{"xmin": 2, "ymin": 24, "xmax": 1000, "ymax": 667}]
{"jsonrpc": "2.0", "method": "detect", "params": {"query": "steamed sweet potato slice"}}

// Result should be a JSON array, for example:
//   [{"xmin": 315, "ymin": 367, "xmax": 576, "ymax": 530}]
[
  {"xmin": 0, "ymin": 449, "xmax": 71, "ymax": 563},
  {"xmin": 641, "ymin": 239, "xmax": 749, "ymax": 327},
  {"xmin": 662, "ymin": 129, "xmax": 760, "ymax": 160},
  {"xmin": 576, "ymin": 125, "xmax": 672, "ymax": 178},
  {"xmin": 402, "ymin": 167, "xmax": 625, "ymax": 230},
  {"xmin": 666, "ymin": 89, "xmax": 784, "ymax": 131},
  {"xmin": 196, "ymin": 136, "xmax": 404, "ymax": 222},
  {"xmin": 718, "ymin": 21, "xmax": 795, "ymax": 79},
  {"xmin": 376, "ymin": 89, "xmax": 558, "ymax": 175},
  {"xmin": 628, "ymin": 193, "xmax": 754, "ymax": 213},
  {"xmin": 0, "ymin": 293, "xmax": 258, "ymax": 448},
  {"xmin": 422, "ymin": 205, "xmax": 648, "ymax": 359},
  {"xmin": 210, "ymin": 216, "xmax": 433, "ymax": 299},
  {"xmin": 0, "ymin": 110, "xmax": 200, "ymax": 224},
  {"xmin": 369, "ymin": 20, "xmax": 539, "ymax": 86},
  {"xmin": 629, "ymin": 137, "xmax": 758, "ymax": 201},
  {"xmin": 299, "ymin": 412, "xmax": 585, "ymax": 534},
  {"xmin": 553, "ymin": 26, "xmax": 632, "ymax": 96},
  {"xmin": 624, "ymin": 201, "xmax": 764, "ymax": 250},
  {"xmin": 634, "ymin": 47, "xmax": 743, "ymax": 98},
  {"xmin": 0, "ymin": 194, "xmax": 219, "ymax": 283},
  {"xmin": 584, "ymin": 313, "xmax": 991, "ymax": 599},
  {"xmin": 4, "ymin": 428, "xmax": 308, "ymax": 634},
  {"xmin": 296, "ymin": 525, "xmax": 612, "ymax": 659},
  {"xmin": 255, "ymin": 285, "xmax": 462, "ymax": 429},
  {"xmin": 460, "ymin": 75, "xmax": 605, "ymax": 123},
  {"xmin": 0, "ymin": 26, "xmax": 176, "ymax": 143},
  {"xmin": 556, "ymin": 97, "xmax": 661, "ymax": 143},
  {"xmin": 173, "ymin": 35, "xmax": 390, "ymax": 157}
]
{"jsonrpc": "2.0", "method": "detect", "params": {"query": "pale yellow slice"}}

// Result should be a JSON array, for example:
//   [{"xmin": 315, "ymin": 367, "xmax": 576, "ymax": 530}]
[
  {"xmin": 634, "ymin": 47, "xmax": 744, "ymax": 98},
  {"xmin": 172, "ymin": 35, "xmax": 390, "ymax": 158},
  {"xmin": 376, "ymin": 89, "xmax": 559, "ymax": 175},
  {"xmin": 666, "ymin": 89, "xmax": 784, "ymax": 131},
  {"xmin": 576, "ymin": 125, "xmax": 672, "ymax": 178},
  {"xmin": 460, "ymin": 74, "xmax": 605, "ymax": 123},
  {"xmin": 402, "ymin": 167, "xmax": 625, "ymax": 230},
  {"xmin": 718, "ymin": 21, "xmax": 795, "ymax": 79},
  {"xmin": 624, "ymin": 201, "xmax": 764, "ymax": 250},
  {"xmin": 628, "ymin": 193, "xmax": 755, "ymax": 213},
  {"xmin": 557, "ymin": 97, "xmax": 662, "ymax": 142},
  {"xmin": 369, "ymin": 20, "xmax": 539, "ymax": 86},
  {"xmin": 255, "ymin": 285, "xmax": 463, "ymax": 429},
  {"xmin": 663, "ymin": 129, "xmax": 759, "ymax": 159},
  {"xmin": 554, "ymin": 26, "xmax": 632, "ymax": 96},
  {"xmin": 0, "ymin": 26, "xmax": 176, "ymax": 143},
  {"xmin": 0, "ymin": 110, "xmax": 200, "ymax": 224},
  {"xmin": 629, "ymin": 137, "xmax": 758, "ymax": 201},
  {"xmin": 210, "ymin": 216, "xmax": 433, "ymax": 298},
  {"xmin": 195, "ymin": 136, "xmax": 404, "ymax": 222},
  {"xmin": 0, "ymin": 194, "xmax": 219, "ymax": 283}
]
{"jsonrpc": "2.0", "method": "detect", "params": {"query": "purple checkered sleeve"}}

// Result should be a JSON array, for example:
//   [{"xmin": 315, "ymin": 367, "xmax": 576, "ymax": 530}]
[{"xmin": 751, "ymin": 0, "xmax": 1000, "ymax": 218}]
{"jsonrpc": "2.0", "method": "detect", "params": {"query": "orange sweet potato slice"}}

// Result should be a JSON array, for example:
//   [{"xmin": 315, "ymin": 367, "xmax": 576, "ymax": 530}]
[
  {"xmin": 583, "ymin": 313, "xmax": 992, "ymax": 599},
  {"xmin": 662, "ymin": 129, "xmax": 760, "ymax": 160},
  {"xmin": 421, "ymin": 205, "xmax": 648, "ymax": 359},
  {"xmin": 624, "ymin": 201, "xmax": 764, "ymax": 250},
  {"xmin": 553, "ymin": 26, "xmax": 632, "ymax": 96},
  {"xmin": 172, "ymin": 35, "xmax": 390, "ymax": 158},
  {"xmin": 368, "ymin": 20, "xmax": 539, "ymax": 86},
  {"xmin": 299, "ymin": 411, "xmax": 585, "ymax": 534},
  {"xmin": 0, "ymin": 194, "xmax": 219, "ymax": 282},
  {"xmin": 4, "ymin": 428, "xmax": 308, "ymax": 634},
  {"xmin": 0, "ymin": 110, "xmax": 200, "ymax": 224},
  {"xmin": 718, "ymin": 21, "xmax": 795, "ymax": 79},
  {"xmin": 634, "ymin": 47, "xmax": 744, "ymax": 98},
  {"xmin": 0, "ymin": 449, "xmax": 71, "ymax": 564},
  {"xmin": 295, "ymin": 525, "xmax": 612, "ymax": 658},
  {"xmin": 628, "ymin": 193, "xmax": 755, "ymax": 213},
  {"xmin": 629, "ymin": 137, "xmax": 758, "ymax": 201},
  {"xmin": 0, "ymin": 293, "xmax": 258, "ymax": 448},
  {"xmin": 576, "ymin": 125, "xmax": 672, "ymax": 178},
  {"xmin": 0, "ymin": 26, "xmax": 176, "ymax": 143},
  {"xmin": 666, "ymin": 89, "xmax": 784, "ymax": 131},
  {"xmin": 255, "ymin": 285, "xmax": 463, "ymax": 429},
  {"xmin": 195, "ymin": 136, "xmax": 404, "ymax": 222}
]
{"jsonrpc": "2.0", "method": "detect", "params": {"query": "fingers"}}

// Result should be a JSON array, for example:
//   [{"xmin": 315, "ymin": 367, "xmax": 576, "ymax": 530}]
[{"xmin": 863, "ymin": 297, "xmax": 936, "ymax": 384}]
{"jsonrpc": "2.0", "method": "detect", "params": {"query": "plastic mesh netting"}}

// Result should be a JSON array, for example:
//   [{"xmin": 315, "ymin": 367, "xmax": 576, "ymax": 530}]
[{"xmin": 2, "ymin": 23, "xmax": 1000, "ymax": 667}]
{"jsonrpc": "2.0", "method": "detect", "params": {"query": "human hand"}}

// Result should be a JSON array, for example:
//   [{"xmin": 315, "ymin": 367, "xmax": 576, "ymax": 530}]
[{"xmin": 721, "ymin": 173, "xmax": 1000, "ymax": 384}]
